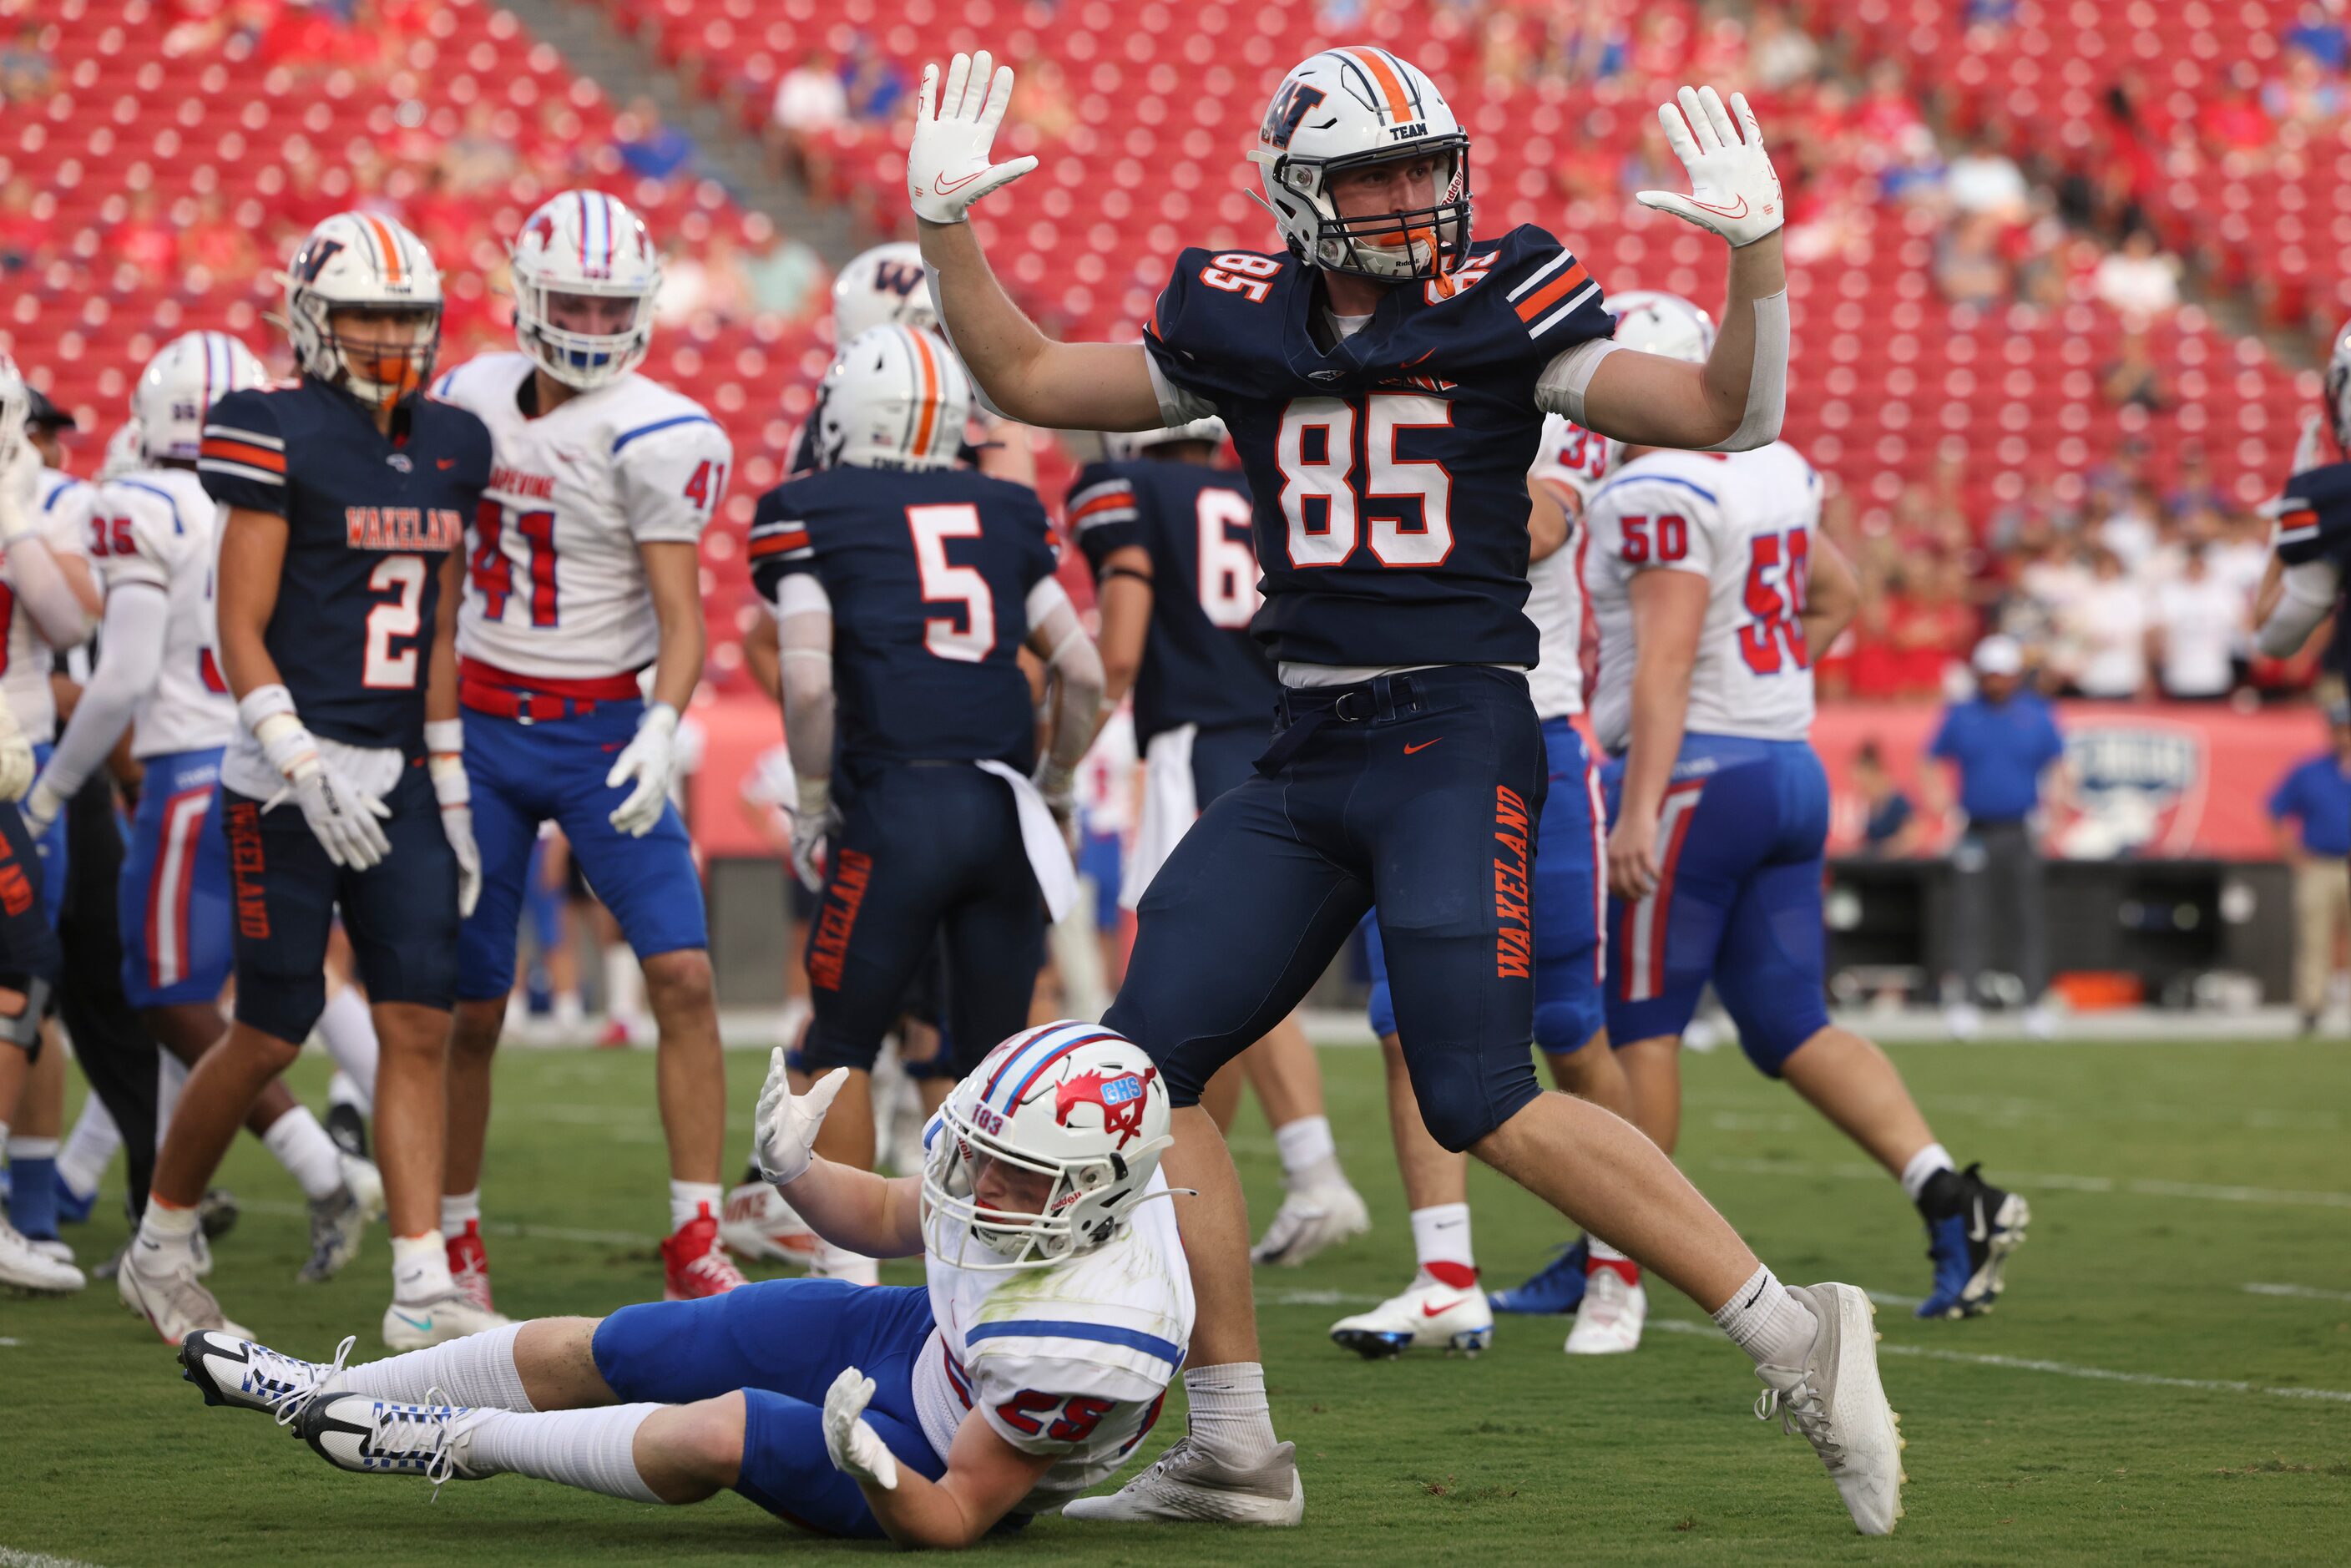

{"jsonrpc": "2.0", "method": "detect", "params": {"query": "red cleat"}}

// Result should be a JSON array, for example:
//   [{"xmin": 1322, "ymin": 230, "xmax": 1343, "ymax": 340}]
[
  {"xmin": 447, "ymin": 1220, "xmax": 495, "ymax": 1313},
  {"xmin": 662, "ymin": 1206, "xmax": 748, "ymax": 1300}
]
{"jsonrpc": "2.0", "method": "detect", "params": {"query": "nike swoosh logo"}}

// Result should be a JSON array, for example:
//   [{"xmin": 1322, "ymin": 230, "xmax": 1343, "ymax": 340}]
[
  {"xmin": 933, "ymin": 167, "xmax": 985, "ymax": 195},
  {"xmin": 437, "ymin": 458, "xmax": 456, "ymax": 469},
  {"xmin": 392, "ymin": 1311, "xmax": 433, "ymax": 1333},
  {"xmin": 1403, "ymin": 739, "xmax": 1442, "ymax": 755},
  {"xmin": 1421, "ymin": 1297, "xmax": 1471, "ymax": 1318},
  {"xmin": 1967, "ymin": 1198, "xmax": 1989, "ymax": 1244},
  {"xmin": 1686, "ymin": 195, "xmax": 1749, "ymax": 220}
]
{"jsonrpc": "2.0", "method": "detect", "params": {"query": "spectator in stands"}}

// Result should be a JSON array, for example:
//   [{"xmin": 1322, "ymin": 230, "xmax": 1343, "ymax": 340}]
[
  {"xmin": 1927, "ymin": 635, "xmax": 2066, "ymax": 1039},
  {"xmin": 2268, "ymin": 696, "xmax": 2351, "ymax": 1034},
  {"xmin": 738, "ymin": 215, "xmax": 826, "ymax": 321},
  {"xmin": 0, "ymin": 175, "xmax": 48, "ymax": 273},
  {"xmin": 2101, "ymin": 326, "xmax": 2170, "ymax": 412},
  {"xmin": 1935, "ymin": 213, "xmax": 2009, "ymax": 307},
  {"xmin": 1853, "ymin": 741, "xmax": 1920, "ymax": 857},
  {"xmin": 2265, "ymin": 39, "xmax": 2349, "ymax": 129},
  {"xmin": 2098, "ymin": 482, "xmax": 2165, "ymax": 570},
  {"xmin": 770, "ymin": 47, "xmax": 847, "ymax": 187},
  {"xmin": 1746, "ymin": 3, "xmax": 1822, "ymax": 93},
  {"xmin": 2095, "ymin": 231, "xmax": 2182, "ymax": 316},
  {"xmin": 842, "ymin": 36, "xmax": 908, "ymax": 125},
  {"xmin": 614, "ymin": 97, "xmax": 695, "ymax": 185},
  {"xmin": 2286, "ymin": 3, "xmax": 2350, "ymax": 70},
  {"xmin": 1946, "ymin": 129, "xmax": 2030, "ymax": 222},
  {"xmin": 2148, "ymin": 544, "xmax": 2247, "ymax": 700},
  {"xmin": 1, "ymin": 18, "xmax": 54, "ymax": 104},
  {"xmin": 2060, "ymin": 547, "xmax": 2150, "ymax": 699}
]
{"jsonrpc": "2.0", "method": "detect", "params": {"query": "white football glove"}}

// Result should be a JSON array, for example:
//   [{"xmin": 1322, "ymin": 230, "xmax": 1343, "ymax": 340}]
[
  {"xmin": 426, "ymin": 723, "xmax": 479, "ymax": 917},
  {"xmin": 786, "ymin": 801, "xmax": 839, "ymax": 893},
  {"xmin": 251, "ymin": 706, "xmax": 392, "ymax": 869},
  {"xmin": 1636, "ymin": 86, "xmax": 1783, "ymax": 249},
  {"xmin": 822, "ymin": 1367, "xmax": 901, "ymax": 1492},
  {"xmin": 604, "ymin": 701, "xmax": 679, "ymax": 838},
  {"xmin": 908, "ymin": 50, "xmax": 1039, "ymax": 225},
  {"xmin": 754, "ymin": 1049, "xmax": 848, "ymax": 1189},
  {"xmin": 0, "ymin": 708, "xmax": 36, "ymax": 806}
]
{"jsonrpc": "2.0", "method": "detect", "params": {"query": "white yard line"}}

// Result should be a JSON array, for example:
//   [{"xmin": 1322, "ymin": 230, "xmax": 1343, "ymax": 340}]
[
  {"xmin": 2245, "ymin": 1282, "xmax": 2351, "ymax": 1303},
  {"xmin": 1, "ymin": 1549, "xmax": 110, "ymax": 1568},
  {"xmin": 240, "ymin": 1199, "xmax": 646, "ymax": 1247},
  {"xmin": 1706, "ymin": 1156, "xmax": 2351, "ymax": 1211}
]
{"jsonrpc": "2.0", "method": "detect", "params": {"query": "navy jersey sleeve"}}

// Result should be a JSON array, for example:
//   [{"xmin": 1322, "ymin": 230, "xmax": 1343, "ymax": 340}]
[
  {"xmin": 197, "ymin": 387, "xmax": 289, "ymax": 515},
  {"xmin": 1489, "ymin": 226, "xmax": 1611, "ymax": 358},
  {"xmin": 1068, "ymin": 461, "xmax": 1143, "ymax": 576},
  {"xmin": 1142, "ymin": 247, "xmax": 1267, "ymax": 413},
  {"xmin": 747, "ymin": 485, "xmax": 816, "ymax": 604},
  {"xmin": 2275, "ymin": 462, "xmax": 2351, "ymax": 566}
]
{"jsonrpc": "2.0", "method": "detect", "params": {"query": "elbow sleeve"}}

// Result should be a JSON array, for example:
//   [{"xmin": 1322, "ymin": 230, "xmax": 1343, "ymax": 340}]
[
  {"xmin": 1705, "ymin": 289, "xmax": 1788, "ymax": 453},
  {"xmin": 2257, "ymin": 559, "xmax": 2342, "ymax": 658}
]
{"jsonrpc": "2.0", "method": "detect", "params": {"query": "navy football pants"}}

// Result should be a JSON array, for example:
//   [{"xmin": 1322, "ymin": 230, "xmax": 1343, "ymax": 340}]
[
  {"xmin": 797, "ymin": 762, "xmax": 1044, "ymax": 1077},
  {"xmin": 1106, "ymin": 666, "xmax": 1549, "ymax": 1152}
]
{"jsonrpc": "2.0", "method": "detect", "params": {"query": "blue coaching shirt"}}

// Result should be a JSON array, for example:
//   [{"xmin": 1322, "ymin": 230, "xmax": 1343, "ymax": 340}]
[
  {"xmin": 1929, "ymin": 690, "xmax": 2065, "ymax": 824},
  {"xmin": 2268, "ymin": 751, "xmax": 2351, "ymax": 857}
]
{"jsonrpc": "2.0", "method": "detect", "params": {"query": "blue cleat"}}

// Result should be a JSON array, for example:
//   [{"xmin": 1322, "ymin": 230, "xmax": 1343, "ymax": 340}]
[
  {"xmin": 1489, "ymin": 1237, "xmax": 1590, "ymax": 1315},
  {"xmin": 55, "ymin": 1174, "xmax": 98, "ymax": 1226},
  {"xmin": 1915, "ymin": 1164, "xmax": 2029, "ymax": 1319}
]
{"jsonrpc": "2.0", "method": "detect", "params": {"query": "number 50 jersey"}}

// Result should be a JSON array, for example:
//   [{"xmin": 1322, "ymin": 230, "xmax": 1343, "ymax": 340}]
[
  {"xmin": 432, "ymin": 352, "xmax": 731, "ymax": 680},
  {"xmin": 1582, "ymin": 442, "xmax": 1823, "ymax": 755}
]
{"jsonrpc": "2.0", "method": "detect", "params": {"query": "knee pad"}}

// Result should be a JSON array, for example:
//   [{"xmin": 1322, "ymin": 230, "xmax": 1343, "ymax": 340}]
[
  {"xmin": 901, "ymin": 1038, "xmax": 963, "ymax": 1082},
  {"xmin": 233, "ymin": 974, "xmax": 327, "ymax": 1048},
  {"xmin": 1732, "ymin": 1002, "xmax": 1830, "ymax": 1080},
  {"xmin": 0, "ymin": 974, "xmax": 48, "ymax": 1052},
  {"xmin": 1533, "ymin": 990, "xmax": 1606, "ymax": 1056},
  {"xmin": 791, "ymin": 1030, "xmax": 882, "ymax": 1076},
  {"xmin": 1408, "ymin": 1048, "xmax": 1540, "ymax": 1154}
]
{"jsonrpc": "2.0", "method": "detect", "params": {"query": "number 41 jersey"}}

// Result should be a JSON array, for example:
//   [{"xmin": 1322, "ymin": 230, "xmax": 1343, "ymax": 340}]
[
  {"xmin": 1143, "ymin": 225, "xmax": 1612, "ymax": 671},
  {"xmin": 432, "ymin": 352, "xmax": 731, "ymax": 680},
  {"xmin": 1582, "ymin": 442, "xmax": 1823, "ymax": 755}
]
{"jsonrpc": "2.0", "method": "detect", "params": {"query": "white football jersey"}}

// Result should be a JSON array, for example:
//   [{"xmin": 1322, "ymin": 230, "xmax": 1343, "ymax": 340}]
[
  {"xmin": 1523, "ymin": 414, "xmax": 1611, "ymax": 721},
  {"xmin": 88, "ymin": 468, "xmax": 235, "ymax": 757},
  {"xmin": 3, "ymin": 468, "xmax": 94, "ymax": 743},
  {"xmin": 432, "ymin": 352, "xmax": 731, "ymax": 680},
  {"xmin": 1585, "ymin": 442, "xmax": 1822, "ymax": 754},
  {"xmin": 912, "ymin": 1166, "xmax": 1192, "ymax": 1515}
]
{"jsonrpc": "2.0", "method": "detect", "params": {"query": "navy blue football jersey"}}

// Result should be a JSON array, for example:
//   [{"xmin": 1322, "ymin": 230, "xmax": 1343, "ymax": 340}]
[
  {"xmin": 200, "ymin": 379, "xmax": 492, "ymax": 755},
  {"xmin": 1143, "ymin": 225, "xmax": 1610, "ymax": 670},
  {"xmin": 2276, "ymin": 460, "xmax": 2351, "ymax": 675},
  {"xmin": 1069, "ymin": 457, "xmax": 1274, "ymax": 744},
  {"xmin": 749, "ymin": 467, "xmax": 1059, "ymax": 771}
]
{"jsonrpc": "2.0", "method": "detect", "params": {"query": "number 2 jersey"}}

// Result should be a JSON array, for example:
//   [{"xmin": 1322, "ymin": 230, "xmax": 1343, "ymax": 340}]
[
  {"xmin": 85, "ymin": 467, "xmax": 234, "ymax": 756},
  {"xmin": 1066, "ymin": 457, "xmax": 1273, "ymax": 745},
  {"xmin": 431, "ymin": 352, "xmax": 731, "ymax": 681},
  {"xmin": 1140, "ymin": 225, "xmax": 1612, "ymax": 672},
  {"xmin": 1583, "ymin": 442, "xmax": 1823, "ymax": 754},
  {"xmin": 199, "ymin": 377, "xmax": 493, "ymax": 766}
]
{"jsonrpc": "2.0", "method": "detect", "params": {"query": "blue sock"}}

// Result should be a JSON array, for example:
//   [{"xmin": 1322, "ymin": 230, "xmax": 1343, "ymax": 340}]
[{"xmin": 8, "ymin": 1141, "xmax": 61, "ymax": 1238}]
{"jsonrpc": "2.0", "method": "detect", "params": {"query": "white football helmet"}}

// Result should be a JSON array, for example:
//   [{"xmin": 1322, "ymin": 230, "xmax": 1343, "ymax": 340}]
[
  {"xmin": 1606, "ymin": 289, "xmax": 1716, "ymax": 364},
  {"xmin": 1248, "ymin": 46, "xmax": 1473, "ymax": 282},
  {"xmin": 0, "ymin": 351, "xmax": 28, "ymax": 450},
  {"xmin": 1103, "ymin": 417, "xmax": 1227, "ymax": 462},
  {"xmin": 510, "ymin": 190, "xmax": 662, "ymax": 392},
  {"xmin": 832, "ymin": 241, "xmax": 936, "ymax": 341},
  {"xmin": 816, "ymin": 325, "xmax": 972, "ymax": 471},
  {"xmin": 922, "ymin": 1021, "xmax": 1172, "ymax": 1272},
  {"xmin": 100, "ymin": 419, "xmax": 146, "ymax": 481},
  {"xmin": 132, "ymin": 331, "xmax": 268, "ymax": 464},
  {"xmin": 280, "ymin": 210, "xmax": 442, "ymax": 412},
  {"xmin": 2323, "ymin": 317, "xmax": 2351, "ymax": 459}
]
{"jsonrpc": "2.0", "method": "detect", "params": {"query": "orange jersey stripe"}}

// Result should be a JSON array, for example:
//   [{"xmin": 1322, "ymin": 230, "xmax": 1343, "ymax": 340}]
[
  {"xmin": 748, "ymin": 529, "xmax": 809, "ymax": 558},
  {"xmin": 2279, "ymin": 508, "xmax": 2319, "ymax": 530},
  {"xmin": 200, "ymin": 438, "xmax": 287, "ymax": 473},
  {"xmin": 1513, "ymin": 261, "xmax": 1590, "ymax": 323},
  {"xmin": 1069, "ymin": 491, "xmax": 1132, "ymax": 520},
  {"xmin": 1342, "ymin": 47, "xmax": 1413, "ymax": 123},
  {"xmin": 361, "ymin": 212, "xmax": 403, "ymax": 285},
  {"xmin": 907, "ymin": 330, "xmax": 941, "ymax": 458}
]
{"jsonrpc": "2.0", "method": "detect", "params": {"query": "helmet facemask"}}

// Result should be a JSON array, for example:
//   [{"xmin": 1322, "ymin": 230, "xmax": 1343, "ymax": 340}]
[
  {"xmin": 2327, "ymin": 346, "xmax": 2351, "ymax": 461},
  {"xmin": 300, "ymin": 298, "xmax": 442, "ymax": 413},
  {"xmin": 1259, "ymin": 137, "xmax": 1474, "ymax": 284},
  {"xmin": 919, "ymin": 1087, "xmax": 1170, "ymax": 1272},
  {"xmin": 514, "ymin": 276, "xmax": 658, "ymax": 392}
]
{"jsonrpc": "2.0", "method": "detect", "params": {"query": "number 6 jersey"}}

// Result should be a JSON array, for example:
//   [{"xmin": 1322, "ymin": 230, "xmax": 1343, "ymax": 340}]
[
  {"xmin": 432, "ymin": 352, "xmax": 731, "ymax": 680},
  {"xmin": 1582, "ymin": 442, "xmax": 1823, "ymax": 754}
]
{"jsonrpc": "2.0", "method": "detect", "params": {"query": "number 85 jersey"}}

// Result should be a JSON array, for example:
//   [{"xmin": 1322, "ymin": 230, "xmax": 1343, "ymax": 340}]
[
  {"xmin": 1583, "ymin": 442, "xmax": 1823, "ymax": 755},
  {"xmin": 432, "ymin": 352, "xmax": 731, "ymax": 679}
]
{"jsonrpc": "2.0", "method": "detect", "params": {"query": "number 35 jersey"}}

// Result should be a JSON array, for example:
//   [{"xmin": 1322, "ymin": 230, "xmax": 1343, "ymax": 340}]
[
  {"xmin": 86, "ymin": 467, "xmax": 234, "ymax": 756},
  {"xmin": 432, "ymin": 352, "xmax": 731, "ymax": 680},
  {"xmin": 1141, "ymin": 225, "xmax": 1612, "ymax": 672},
  {"xmin": 1582, "ymin": 442, "xmax": 1822, "ymax": 755}
]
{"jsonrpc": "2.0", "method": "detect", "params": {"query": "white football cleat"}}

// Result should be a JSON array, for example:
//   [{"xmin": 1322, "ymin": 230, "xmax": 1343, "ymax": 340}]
[
  {"xmin": 1062, "ymin": 1436, "xmax": 1303, "ymax": 1525},
  {"xmin": 1754, "ymin": 1282, "xmax": 1905, "ymax": 1535},
  {"xmin": 119, "ymin": 1247, "xmax": 248, "ymax": 1342},
  {"xmin": 179, "ymin": 1329, "xmax": 355, "ymax": 1425},
  {"xmin": 1248, "ymin": 1178, "xmax": 1370, "ymax": 1267},
  {"xmin": 28, "ymin": 1234, "xmax": 74, "ymax": 1264},
  {"xmin": 1329, "ymin": 1272, "xmax": 1493, "ymax": 1358},
  {"xmin": 300, "ymin": 1392, "xmax": 489, "ymax": 1488},
  {"xmin": 299, "ymin": 1186, "xmax": 367, "ymax": 1283},
  {"xmin": 718, "ymin": 1178, "xmax": 821, "ymax": 1267},
  {"xmin": 1563, "ymin": 1269, "xmax": 1646, "ymax": 1356},
  {"xmin": 382, "ymin": 1290, "xmax": 512, "ymax": 1350},
  {"xmin": 1, "ymin": 1219, "xmax": 85, "ymax": 1295}
]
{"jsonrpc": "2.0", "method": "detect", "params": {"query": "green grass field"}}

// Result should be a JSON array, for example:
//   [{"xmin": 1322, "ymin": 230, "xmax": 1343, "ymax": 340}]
[{"xmin": 4, "ymin": 1035, "xmax": 2348, "ymax": 1565}]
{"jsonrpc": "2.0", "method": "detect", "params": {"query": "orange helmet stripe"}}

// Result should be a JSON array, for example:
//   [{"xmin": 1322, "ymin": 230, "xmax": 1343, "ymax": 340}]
[
  {"xmin": 360, "ymin": 212, "xmax": 404, "ymax": 286},
  {"xmin": 906, "ymin": 329, "xmax": 941, "ymax": 458},
  {"xmin": 1341, "ymin": 47, "xmax": 1413, "ymax": 124}
]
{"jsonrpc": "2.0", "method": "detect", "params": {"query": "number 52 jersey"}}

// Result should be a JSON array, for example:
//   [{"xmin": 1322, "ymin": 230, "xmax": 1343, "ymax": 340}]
[
  {"xmin": 1582, "ymin": 442, "xmax": 1823, "ymax": 754},
  {"xmin": 432, "ymin": 352, "xmax": 731, "ymax": 680}
]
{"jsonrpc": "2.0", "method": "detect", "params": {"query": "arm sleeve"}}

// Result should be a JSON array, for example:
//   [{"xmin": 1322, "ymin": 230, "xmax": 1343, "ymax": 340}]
[
  {"xmin": 614, "ymin": 412, "xmax": 733, "ymax": 545},
  {"xmin": 196, "ymin": 389, "xmax": 290, "ymax": 516},
  {"xmin": 747, "ymin": 486, "xmax": 817, "ymax": 605},
  {"xmin": 37, "ymin": 579, "xmax": 167, "ymax": 804},
  {"xmin": 776, "ymin": 589, "xmax": 835, "ymax": 792},
  {"xmin": 1067, "ymin": 463, "xmax": 1144, "ymax": 574}
]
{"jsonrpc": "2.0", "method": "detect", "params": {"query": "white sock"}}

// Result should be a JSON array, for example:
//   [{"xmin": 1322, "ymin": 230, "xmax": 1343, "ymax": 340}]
[
  {"xmin": 554, "ymin": 991, "xmax": 584, "ymax": 1029},
  {"xmin": 316, "ymin": 989, "xmax": 379, "ymax": 1115},
  {"xmin": 1898, "ymin": 1142, "xmax": 1956, "ymax": 1205},
  {"xmin": 341, "ymin": 1321, "xmax": 536, "ymax": 1409},
  {"xmin": 1711, "ymin": 1264, "xmax": 1819, "ymax": 1368},
  {"xmin": 1272, "ymin": 1115, "xmax": 1336, "ymax": 1183},
  {"xmin": 8, "ymin": 1134, "xmax": 58, "ymax": 1160},
  {"xmin": 1408, "ymin": 1202, "xmax": 1474, "ymax": 1273},
  {"xmin": 155, "ymin": 1054, "xmax": 187, "ymax": 1151},
  {"xmin": 442, "ymin": 1189, "xmax": 482, "ymax": 1232},
  {"xmin": 392, "ymin": 1230, "xmax": 457, "ymax": 1302},
  {"xmin": 134, "ymin": 1197, "xmax": 200, "ymax": 1266},
  {"xmin": 603, "ymin": 946, "xmax": 644, "ymax": 1024},
  {"xmin": 463, "ymin": 1404, "xmax": 663, "ymax": 1503},
  {"xmin": 669, "ymin": 1180, "xmax": 722, "ymax": 1234},
  {"xmin": 1181, "ymin": 1363, "xmax": 1278, "ymax": 1468},
  {"xmin": 58, "ymin": 1095, "xmax": 120, "ymax": 1197},
  {"xmin": 261, "ymin": 1106, "xmax": 346, "ymax": 1201}
]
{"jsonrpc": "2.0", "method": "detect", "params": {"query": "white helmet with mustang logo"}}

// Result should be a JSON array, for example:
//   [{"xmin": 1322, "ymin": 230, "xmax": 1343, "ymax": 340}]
[
  {"xmin": 508, "ymin": 189, "xmax": 664, "ymax": 392},
  {"xmin": 922, "ymin": 1021, "xmax": 1173, "ymax": 1271},
  {"xmin": 132, "ymin": 331, "xmax": 269, "ymax": 464},
  {"xmin": 1247, "ymin": 46, "xmax": 1474, "ymax": 283}
]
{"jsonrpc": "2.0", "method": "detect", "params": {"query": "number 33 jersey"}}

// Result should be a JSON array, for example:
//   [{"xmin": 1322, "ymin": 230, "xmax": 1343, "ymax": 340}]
[
  {"xmin": 432, "ymin": 352, "xmax": 731, "ymax": 680},
  {"xmin": 1141, "ymin": 225, "xmax": 1612, "ymax": 671},
  {"xmin": 1582, "ymin": 442, "xmax": 1823, "ymax": 755}
]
